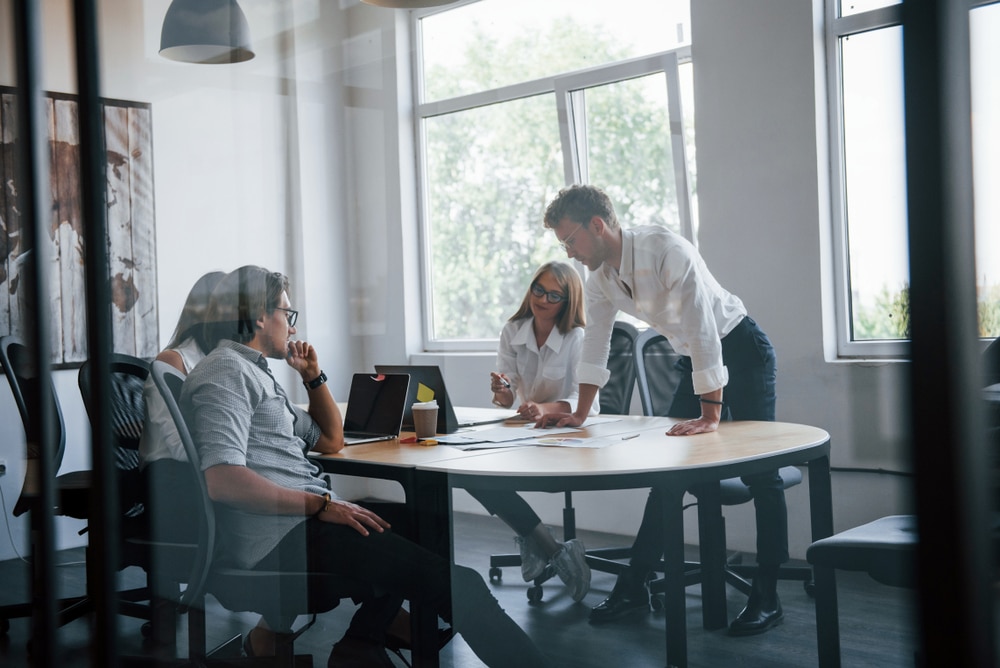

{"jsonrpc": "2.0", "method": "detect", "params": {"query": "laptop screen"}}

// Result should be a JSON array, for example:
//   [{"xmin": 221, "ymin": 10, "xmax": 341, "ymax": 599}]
[{"xmin": 343, "ymin": 373, "xmax": 410, "ymax": 436}]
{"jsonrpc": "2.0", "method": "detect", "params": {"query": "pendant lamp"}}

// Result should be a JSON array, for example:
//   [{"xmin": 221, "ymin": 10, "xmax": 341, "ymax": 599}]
[{"xmin": 159, "ymin": 0, "xmax": 255, "ymax": 64}]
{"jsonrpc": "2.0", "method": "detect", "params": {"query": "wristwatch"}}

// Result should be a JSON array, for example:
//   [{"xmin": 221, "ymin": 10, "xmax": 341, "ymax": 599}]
[
  {"xmin": 313, "ymin": 492, "xmax": 332, "ymax": 518},
  {"xmin": 304, "ymin": 370, "xmax": 327, "ymax": 390}
]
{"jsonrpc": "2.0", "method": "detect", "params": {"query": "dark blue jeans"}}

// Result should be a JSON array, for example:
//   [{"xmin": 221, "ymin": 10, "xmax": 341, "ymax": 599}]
[{"xmin": 628, "ymin": 316, "xmax": 788, "ymax": 575}]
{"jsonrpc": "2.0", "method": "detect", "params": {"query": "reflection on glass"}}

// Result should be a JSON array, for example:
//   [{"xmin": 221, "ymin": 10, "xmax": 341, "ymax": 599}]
[
  {"xmin": 424, "ymin": 96, "xmax": 563, "ymax": 340},
  {"xmin": 839, "ymin": 0, "xmax": 900, "ymax": 18},
  {"xmin": 971, "ymin": 3, "xmax": 1000, "ymax": 337},
  {"xmin": 841, "ymin": 27, "xmax": 909, "ymax": 341},
  {"xmin": 420, "ymin": 0, "xmax": 691, "ymax": 102}
]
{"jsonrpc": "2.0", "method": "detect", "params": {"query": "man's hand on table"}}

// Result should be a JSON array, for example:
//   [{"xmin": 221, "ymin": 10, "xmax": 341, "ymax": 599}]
[{"xmin": 666, "ymin": 416, "xmax": 720, "ymax": 436}]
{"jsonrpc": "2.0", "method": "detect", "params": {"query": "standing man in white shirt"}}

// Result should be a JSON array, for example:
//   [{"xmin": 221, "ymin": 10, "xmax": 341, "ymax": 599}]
[{"xmin": 537, "ymin": 184, "xmax": 787, "ymax": 636}]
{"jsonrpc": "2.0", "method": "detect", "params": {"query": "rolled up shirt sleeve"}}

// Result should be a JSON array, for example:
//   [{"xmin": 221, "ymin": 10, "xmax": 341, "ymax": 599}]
[{"xmin": 578, "ymin": 276, "xmax": 617, "ymax": 389}]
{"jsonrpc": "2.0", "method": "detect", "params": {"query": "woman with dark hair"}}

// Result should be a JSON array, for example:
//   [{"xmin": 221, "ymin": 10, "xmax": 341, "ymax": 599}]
[
  {"xmin": 139, "ymin": 271, "xmax": 226, "ymax": 468},
  {"xmin": 469, "ymin": 261, "xmax": 596, "ymax": 602}
]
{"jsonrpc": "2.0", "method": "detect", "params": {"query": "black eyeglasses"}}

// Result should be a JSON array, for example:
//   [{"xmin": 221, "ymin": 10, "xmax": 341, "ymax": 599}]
[
  {"xmin": 274, "ymin": 307, "xmax": 298, "ymax": 327},
  {"xmin": 530, "ymin": 283, "xmax": 567, "ymax": 304}
]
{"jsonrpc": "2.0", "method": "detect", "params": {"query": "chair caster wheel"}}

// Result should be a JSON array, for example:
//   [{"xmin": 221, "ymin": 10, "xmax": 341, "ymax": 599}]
[
  {"xmin": 526, "ymin": 585, "xmax": 544, "ymax": 604},
  {"xmin": 489, "ymin": 566, "xmax": 502, "ymax": 582},
  {"xmin": 803, "ymin": 580, "xmax": 816, "ymax": 597},
  {"xmin": 649, "ymin": 594, "xmax": 665, "ymax": 612}
]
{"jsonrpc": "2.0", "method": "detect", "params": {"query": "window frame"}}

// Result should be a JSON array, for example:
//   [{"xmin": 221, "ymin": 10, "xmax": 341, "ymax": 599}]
[
  {"xmin": 826, "ymin": 2, "xmax": 907, "ymax": 359},
  {"xmin": 411, "ymin": 8, "xmax": 694, "ymax": 351},
  {"xmin": 826, "ymin": 0, "xmax": 996, "ymax": 358}
]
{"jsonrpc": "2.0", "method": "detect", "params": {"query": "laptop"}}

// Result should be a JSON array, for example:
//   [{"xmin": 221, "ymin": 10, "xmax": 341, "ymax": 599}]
[
  {"xmin": 374, "ymin": 364, "xmax": 515, "ymax": 434},
  {"xmin": 342, "ymin": 373, "xmax": 411, "ymax": 445}
]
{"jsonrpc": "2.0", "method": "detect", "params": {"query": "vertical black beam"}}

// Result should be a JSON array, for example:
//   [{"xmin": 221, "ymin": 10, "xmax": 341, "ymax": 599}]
[
  {"xmin": 72, "ymin": 0, "xmax": 120, "ymax": 666},
  {"xmin": 903, "ymin": 1, "xmax": 995, "ymax": 666},
  {"xmin": 11, "ymin": 1, "xmax": 58, "ymax": 666}
]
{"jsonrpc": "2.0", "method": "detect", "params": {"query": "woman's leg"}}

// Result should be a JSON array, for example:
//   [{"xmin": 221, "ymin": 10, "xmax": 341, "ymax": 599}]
[{"xmin": 467, "ymin": 488, "xmax": 590, "ymax": 599}]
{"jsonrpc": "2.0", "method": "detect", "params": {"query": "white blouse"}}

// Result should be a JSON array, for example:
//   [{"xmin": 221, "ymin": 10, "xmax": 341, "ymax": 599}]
[
  {"xmin": 496, "ymin": 317, "xmax": 597, "ymax": 414},
  {"xmin": 138, "ymin": 336, "xmax": 205, "ymax": 466}
]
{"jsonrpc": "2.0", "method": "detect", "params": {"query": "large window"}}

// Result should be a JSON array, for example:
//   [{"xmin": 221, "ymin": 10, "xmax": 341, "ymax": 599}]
[
  {"xmin": 828, "ymin": 0, "xmax": 1000, "ymax": 357},
  {"xmin": 414, "ymin": 0, "xmax": 694, "ymax": 349}
]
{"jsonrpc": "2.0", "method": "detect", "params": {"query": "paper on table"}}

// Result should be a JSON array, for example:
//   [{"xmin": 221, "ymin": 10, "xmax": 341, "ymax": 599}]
[
  {"xmin": 433, "ymin": 424, "xmax": 582, "ymax": 445},
  {"xmin": 435, "ymin": 426, "xmax": 578, "ymax": 445}
]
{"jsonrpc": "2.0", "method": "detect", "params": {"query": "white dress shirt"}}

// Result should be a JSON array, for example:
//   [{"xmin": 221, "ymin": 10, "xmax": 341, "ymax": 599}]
[
  {"xmin": 497, "ymin": 316, "xmax": 598, "ymax": 413},
  {"xmin": 579, "ymin": 225, "xmax": 747, "ymax": 396}
]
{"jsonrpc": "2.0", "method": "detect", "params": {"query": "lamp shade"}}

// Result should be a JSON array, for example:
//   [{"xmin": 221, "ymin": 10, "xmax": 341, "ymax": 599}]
[
  {"xmin": 361, "ymin": 0, "xmax": 462, "ymax": 7},
  {"xmin": 159, "ymin": 0, "xmax": 254, "ymax": 64}
]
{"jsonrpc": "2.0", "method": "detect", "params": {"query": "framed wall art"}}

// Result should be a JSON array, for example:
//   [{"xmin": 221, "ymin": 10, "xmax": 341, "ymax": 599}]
[{"xmin": 0, "ymin": 87, "xmax": 158, "ymax": 366}]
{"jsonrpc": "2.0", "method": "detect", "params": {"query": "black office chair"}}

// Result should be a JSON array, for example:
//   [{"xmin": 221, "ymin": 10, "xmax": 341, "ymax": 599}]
[
  {"xmin": 806, "ymin": 340, "xmax": 1000, "ymax": 667},
  {"xmin": 488, "ymin": 321, "xmax": 640, "ymax": 601},
  {"xmin": 805, "ymin": 514, "xmax": 917, "ymax": 668},
  {"xmin": 149, "ymin": 360, "xmax": 375, "ymax": 666},
  {"xmin": 0, "ymin": 336, "xmax": 91, "ymax": 636},
  {"xmin": 633, "ymin": 328, "xmax": 812, "ymax": 599},
  {"xmin": 77, "ymin": 354, "xmax": 161, "ymax": 638}
]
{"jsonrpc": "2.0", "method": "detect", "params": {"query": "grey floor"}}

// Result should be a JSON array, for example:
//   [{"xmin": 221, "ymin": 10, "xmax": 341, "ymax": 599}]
[{"xmin": 0, "ymin": 511, "xmax": 919, "ymax": 667}]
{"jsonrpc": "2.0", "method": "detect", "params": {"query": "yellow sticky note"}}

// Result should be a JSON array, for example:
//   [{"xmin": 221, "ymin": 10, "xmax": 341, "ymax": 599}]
[{"xmin": 416, "ymin": 382, "xmax": 436, "ymax": 403}]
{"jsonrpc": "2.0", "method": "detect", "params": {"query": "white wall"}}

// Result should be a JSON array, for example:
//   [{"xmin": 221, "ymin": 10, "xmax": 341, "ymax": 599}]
[{"xmin": 0, "ymin": 0, "xmax": 912, "ymax": 563}]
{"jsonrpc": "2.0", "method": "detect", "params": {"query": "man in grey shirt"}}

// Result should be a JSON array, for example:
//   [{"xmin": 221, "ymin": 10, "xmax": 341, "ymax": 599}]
[{"xmin": 182, "ymin": 265, "xmax": 549, "ymax": 668}]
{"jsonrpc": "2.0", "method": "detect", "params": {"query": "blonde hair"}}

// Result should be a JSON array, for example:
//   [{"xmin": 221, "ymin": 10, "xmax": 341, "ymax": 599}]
[{"xmin": 508, "ymin": 261, "xmax": 585, "ymax": 334}]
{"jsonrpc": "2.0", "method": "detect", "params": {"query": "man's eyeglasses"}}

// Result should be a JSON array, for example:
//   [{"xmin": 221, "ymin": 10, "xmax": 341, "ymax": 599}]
[
  {"xmin": 274, "ymin": 307, "xmax": 298, "ymax": 327},
  {"xmin": 556, "ymin": 222, "xmax": 585, "ymax": 252},
  {"xmin": 531, "ymin": 283, "xmax": 567, "ymax": 304}
]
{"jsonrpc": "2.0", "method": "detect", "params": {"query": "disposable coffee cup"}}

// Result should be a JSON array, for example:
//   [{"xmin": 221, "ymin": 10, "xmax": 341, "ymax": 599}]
[{"xmin": 412, "ymin": 401, "xmax": 439, "ymax": 440}]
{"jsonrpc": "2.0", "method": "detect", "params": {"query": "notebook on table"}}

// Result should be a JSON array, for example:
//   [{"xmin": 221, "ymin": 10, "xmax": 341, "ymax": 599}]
[
  {"xmin": 373, "ymin": 364, "xmax": 515, "ymax": 434},
  {"xmin": 342, "ymin": 373, "xmax": 410, "ymax": 445}
]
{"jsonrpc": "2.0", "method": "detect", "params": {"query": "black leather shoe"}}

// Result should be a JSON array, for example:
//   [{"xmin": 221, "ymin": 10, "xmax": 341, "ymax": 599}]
[
  {"xmin": 588, "ymin": 583, "xmax": 649, "ymax": 624},
  {"xmin": 728, "ymin": 593, "xmax": 783, "ymax": 636}
]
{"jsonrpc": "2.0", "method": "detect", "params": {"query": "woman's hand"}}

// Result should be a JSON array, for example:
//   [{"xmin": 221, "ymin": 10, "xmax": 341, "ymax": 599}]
[
  {"xmin": 516, "ymin": 401, "xmax": 543, "ymax": 421},
  {"xmin": 490, "ymin": 372, "xmax": 514, "ymax": 408}
]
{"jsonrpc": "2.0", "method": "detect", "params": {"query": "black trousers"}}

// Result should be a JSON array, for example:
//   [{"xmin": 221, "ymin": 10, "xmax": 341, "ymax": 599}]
[
  {"xmin": 465, "ymin": 488, "xmax": 543, "ymax": 536},
  {"xmin": 629, "ymin": 316, "xmax": 789, "ymax": 573},
  {"xmin": 253, "ymin": 501, "xmax": 549, "ymax": 667}
]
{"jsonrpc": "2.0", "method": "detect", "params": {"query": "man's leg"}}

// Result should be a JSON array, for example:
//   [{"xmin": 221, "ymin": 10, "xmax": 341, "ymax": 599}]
[{"xmin": 589, "ymin": 487, "xmax": 664, "ymax": 623}]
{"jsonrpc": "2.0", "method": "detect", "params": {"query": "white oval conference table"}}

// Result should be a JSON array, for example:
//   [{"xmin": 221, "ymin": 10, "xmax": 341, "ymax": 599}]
[{"xmin": 313, "ymin": 415, "xmax": 833, "ymax": 668}]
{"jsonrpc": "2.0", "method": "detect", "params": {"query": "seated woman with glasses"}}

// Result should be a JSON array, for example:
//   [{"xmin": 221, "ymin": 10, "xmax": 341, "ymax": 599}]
[{"xmin": 467, "ymin": 261, "xmax": 597, "ymax": 603}]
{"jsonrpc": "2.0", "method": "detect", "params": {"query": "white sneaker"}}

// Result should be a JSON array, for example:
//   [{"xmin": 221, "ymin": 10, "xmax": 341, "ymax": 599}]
[
  {"xmin": 552, "ymin": 539, "xmax": 591, "ymax": 602},
  {"xmin": 515, "ymin": 534, "xmax": 548, "ymax": 582}
]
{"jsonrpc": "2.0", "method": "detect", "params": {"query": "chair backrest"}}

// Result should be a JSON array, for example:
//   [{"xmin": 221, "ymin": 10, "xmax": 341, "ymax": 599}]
[
  {"xmin": 634, "ymin": 328, "xmax": 686, "ymax": 417},
  {"xmin": 78, "ymin": 354, "xmax": 150, "ymax": 470},
  {"xmin": 599, "ymin": 321, "xmax": 639, "ymax": 415},
  {"xmin": 0, "ymin": 335, "xmax": 68, "ymax": 517},
  {"xmin": 148, "ymin": 360, "xmax": 215, "ymax": 610}
]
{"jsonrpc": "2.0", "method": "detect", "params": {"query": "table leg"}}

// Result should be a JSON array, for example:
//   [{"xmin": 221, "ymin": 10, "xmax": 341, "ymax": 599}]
[
  {"xmin": 694, "ymin": 481, "xmax": 729, "ymax": 630},
  {"xmin": 660, "ymin": 485, "xmax": 688, "ymax": 668},
  {"xmin": 808, "ymin": 453, "xmax": 840, "ymax": 668},
  {"xmin": 411, "ymin": 470, "xmax": 451, "ymax": 668}
]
